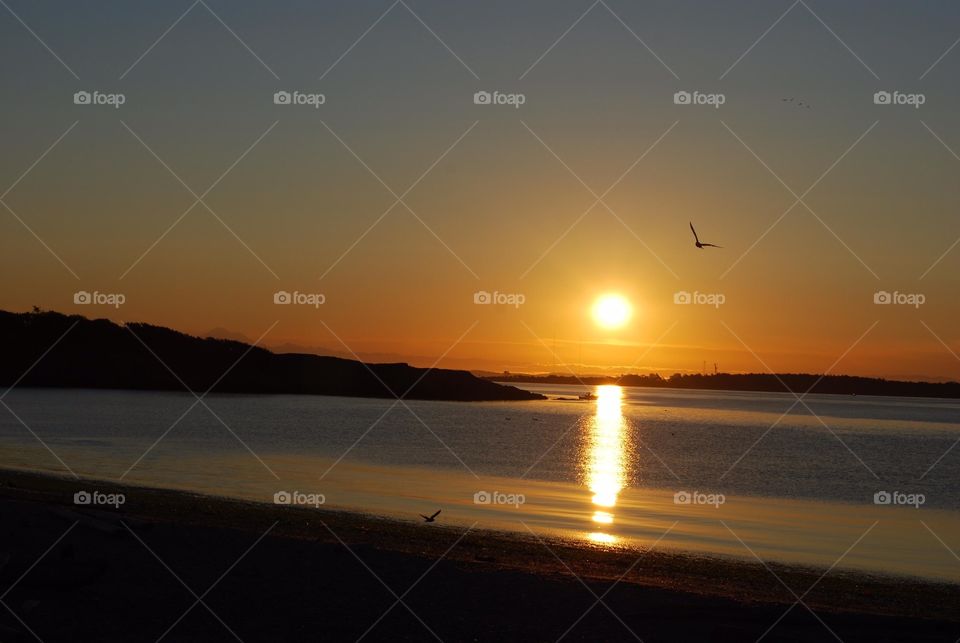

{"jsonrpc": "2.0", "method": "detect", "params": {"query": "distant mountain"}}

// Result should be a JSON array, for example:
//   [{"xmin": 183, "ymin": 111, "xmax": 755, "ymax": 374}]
[
  {"xmin": 0, "ymin": 310, "xmax": 544, "ymax": 402},
  {"xmin": 492, "ymin": 372, "xmax": 960, "ymax": 399}
]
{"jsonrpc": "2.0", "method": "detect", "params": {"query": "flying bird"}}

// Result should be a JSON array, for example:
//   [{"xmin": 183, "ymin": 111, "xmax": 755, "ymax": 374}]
[
  {"xmin": 419, "ymin": 509, "xmax": 441, "ymax": 523},
  {"xmin": 689, "ymin": 222, "xmax": 722, "ymax": 249}
]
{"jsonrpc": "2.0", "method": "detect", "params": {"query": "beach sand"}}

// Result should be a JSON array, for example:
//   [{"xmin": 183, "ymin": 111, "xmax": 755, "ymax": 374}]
[{"xmin": 0, "ymin": 469, "xmax": 956, "ymax": 642}]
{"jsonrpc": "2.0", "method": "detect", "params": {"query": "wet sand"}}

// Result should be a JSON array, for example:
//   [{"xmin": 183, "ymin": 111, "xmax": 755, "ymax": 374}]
[{"xmin": 0, "ymin": 469, "xmax": 956, "ymax": 642}]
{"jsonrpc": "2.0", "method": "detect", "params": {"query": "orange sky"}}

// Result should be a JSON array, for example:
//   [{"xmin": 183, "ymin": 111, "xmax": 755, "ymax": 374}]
[{"xmin": 1, "ymin": 1, "xmax": 959, "ymax": 381}]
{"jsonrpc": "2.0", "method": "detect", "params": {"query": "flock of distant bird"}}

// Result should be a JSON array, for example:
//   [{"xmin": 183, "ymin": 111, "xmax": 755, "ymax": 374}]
[{"xmin": 782, "ymin": 97, "xmax": 812, "ymax": 109}]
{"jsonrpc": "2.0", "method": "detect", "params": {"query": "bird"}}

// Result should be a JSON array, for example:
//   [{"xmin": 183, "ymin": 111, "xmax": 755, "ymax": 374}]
[
  {"xmin": 689, "ymin": 222, "xmax": 722, "ymax": 248},
  {"xmin": 783, "ymin": 97, "xmax": 811, "ymax": 109},
  {"xmin": 419, "ymin": 509, "xmax": 441, "ymax": 523}
]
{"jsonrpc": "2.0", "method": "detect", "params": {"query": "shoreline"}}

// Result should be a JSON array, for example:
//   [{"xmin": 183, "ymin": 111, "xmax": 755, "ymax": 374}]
[
  {"xmin": 8, "ymin": 455, "xmax": 956, "ymax": 584},
  {"xmin": 1, "ymin": 468, "xmax": 957, "ymax": 631},
  {"xmin": 492, "ymin": 376, "xmax": 960, "ymax": 400},
  {"xmin": 0, "ymin": 310, "xmax": 545, "ymax": 403}
]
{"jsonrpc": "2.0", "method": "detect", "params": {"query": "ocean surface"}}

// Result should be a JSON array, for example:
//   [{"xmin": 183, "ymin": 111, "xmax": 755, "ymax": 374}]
[{"xmin": 1, "ymin": 384, "xmax": 958, "ymax": 581}]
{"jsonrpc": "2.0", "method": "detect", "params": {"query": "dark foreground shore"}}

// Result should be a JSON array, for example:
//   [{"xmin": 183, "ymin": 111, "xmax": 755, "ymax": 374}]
[{"xmin": 0, "ymin": 470, "xmax": 956, "ymax": 642}]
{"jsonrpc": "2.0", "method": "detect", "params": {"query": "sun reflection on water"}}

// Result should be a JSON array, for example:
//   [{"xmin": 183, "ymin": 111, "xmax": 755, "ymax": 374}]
[
  {"xmin": 585, "ymin": 385, "xmax": 627, "ymax": 544},
  {"xmin": 587, "ymin": 532, "xmax": 617, "ymax": 545}
]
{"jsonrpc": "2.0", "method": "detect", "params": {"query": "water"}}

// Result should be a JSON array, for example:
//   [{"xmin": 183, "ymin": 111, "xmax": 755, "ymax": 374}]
[{"xmin": 1, "ymin": 384, "xmax": 958, "ymax": 581}]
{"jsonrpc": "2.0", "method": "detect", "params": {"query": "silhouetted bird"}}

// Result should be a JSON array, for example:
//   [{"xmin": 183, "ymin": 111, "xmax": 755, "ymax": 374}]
[
  {"xmin": 689, "ymin": 222, "xmax": 722, "ymax": 248},
  {"xmin": 783, "ymin": 97, "xmax": 811, "ymax": 109},
  {"xmin": 420, "ymin": 509, "xmax": 441, "ymax": 523}
]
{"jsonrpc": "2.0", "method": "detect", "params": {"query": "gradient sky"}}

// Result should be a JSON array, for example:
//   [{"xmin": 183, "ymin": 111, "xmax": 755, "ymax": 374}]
[{"xmin": 1, "ymin": 1, "xmax": 959, "ymax": 380}]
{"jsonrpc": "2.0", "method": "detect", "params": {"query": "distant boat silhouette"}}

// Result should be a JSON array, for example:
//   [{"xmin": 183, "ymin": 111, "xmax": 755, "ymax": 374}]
[
  {"xmin": 690, "ymin": 222, "xmax": 722, "ymax": 248},
  {"xmin": 420, "ymin": 509, "xmax": 441, "ymax": 523}
]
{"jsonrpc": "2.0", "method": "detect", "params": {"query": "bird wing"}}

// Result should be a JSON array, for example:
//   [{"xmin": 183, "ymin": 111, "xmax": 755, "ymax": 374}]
[
  {"xmin": 419, "ymin": 514, "xmax": 429, "ymax": 520},
  {"xmin": 430, "ymin": 509, "xmax": 442, "ymax": 519},
  {"xmin": 689, "ymin": 222, "xmax": 700, "ymax": 243},
  {"xmin": 701, "ymin": 243, "xmax": 722, "ymax": 248}
]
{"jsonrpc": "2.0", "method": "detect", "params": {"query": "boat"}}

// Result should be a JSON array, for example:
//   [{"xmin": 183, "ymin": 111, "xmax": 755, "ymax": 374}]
[{"xmin": 579, "ymin": 392, "xmax": 597, "ymax": 401}]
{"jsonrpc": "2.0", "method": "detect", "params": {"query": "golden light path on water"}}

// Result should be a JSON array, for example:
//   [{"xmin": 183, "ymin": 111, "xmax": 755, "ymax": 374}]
[{"xmin": 585, "ymin": 385, "xmax": 627, "ymax": 545}]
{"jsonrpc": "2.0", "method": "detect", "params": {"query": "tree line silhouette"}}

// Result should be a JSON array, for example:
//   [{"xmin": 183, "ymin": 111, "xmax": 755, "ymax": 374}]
[{"xmin": 494, "ymin": 371, "xmax": 960, "ymax": 398}]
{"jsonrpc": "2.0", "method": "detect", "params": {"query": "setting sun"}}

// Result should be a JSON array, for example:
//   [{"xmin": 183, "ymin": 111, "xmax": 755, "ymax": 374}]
[{"xmin": 592, "ymin": 294, "xmax": 632, "ymax": 330}]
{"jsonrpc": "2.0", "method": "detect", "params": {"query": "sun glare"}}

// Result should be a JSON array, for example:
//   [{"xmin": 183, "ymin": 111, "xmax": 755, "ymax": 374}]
[{"xmin": 592, "ymin": 294, "xmax": 632, "ymax": 330}]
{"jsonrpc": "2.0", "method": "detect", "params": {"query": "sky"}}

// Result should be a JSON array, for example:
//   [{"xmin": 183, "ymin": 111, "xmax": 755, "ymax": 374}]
[{"xmin": 1, "ymin": 0, "xmax": 959, "ymax": 380}]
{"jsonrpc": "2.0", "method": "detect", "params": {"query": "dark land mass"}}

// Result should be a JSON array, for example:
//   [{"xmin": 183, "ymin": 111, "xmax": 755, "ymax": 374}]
[
  {"xmin": 0, "ymin": 310, "xmax": 542, "ymax": 401},
  {"xmin": 0, "ymin": 470, "xmax": 956, "ymax": 642},
  {"xmin": 491, "ymin": 372, "xmax": 960, "ymax": 399}
]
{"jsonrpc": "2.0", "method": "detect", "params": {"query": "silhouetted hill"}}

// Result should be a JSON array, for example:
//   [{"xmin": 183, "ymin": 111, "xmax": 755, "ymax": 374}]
[
  {"xmin": 0, "ymin": 310, "xmax": 543, "ymax": 401},
  {"xmin": 492, "ymin": 372, "xmax": 960, "ymax": 399}
]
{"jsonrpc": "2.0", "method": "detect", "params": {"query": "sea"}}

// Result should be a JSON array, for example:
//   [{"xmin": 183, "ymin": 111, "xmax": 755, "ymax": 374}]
[{"xmin": 1, "ymin": 383, "xmax": 958, "ymax": 581}]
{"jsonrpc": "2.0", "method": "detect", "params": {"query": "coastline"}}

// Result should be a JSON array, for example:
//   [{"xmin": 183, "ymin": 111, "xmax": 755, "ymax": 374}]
[
  {"xmin": 490, "ymin": 374, "xmax": 960, "ymax": 399},
  {"xmin": 0, "ymin": 469, "xmax": 956, "ymax": 641},
  {"xmin": 0, "ymin": 310, "xmax": 544, "ymax": 402}
]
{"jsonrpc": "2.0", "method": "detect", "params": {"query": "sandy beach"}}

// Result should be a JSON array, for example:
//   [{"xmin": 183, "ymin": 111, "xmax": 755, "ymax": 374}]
[{"xmin": 0, "ymin": 469, "xmax": 956, "ymax": 642}]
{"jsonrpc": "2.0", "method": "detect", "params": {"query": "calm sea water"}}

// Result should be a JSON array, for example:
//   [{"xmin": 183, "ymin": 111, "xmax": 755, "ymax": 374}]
[{"xmin": 1, "ymin": 384, "xmax": 958, "ymax": 580}]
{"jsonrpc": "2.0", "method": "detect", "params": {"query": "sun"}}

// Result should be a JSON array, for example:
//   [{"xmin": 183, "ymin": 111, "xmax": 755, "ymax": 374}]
[{"xmin": 592, "ymin": 294, "xmax": 632, "ymax": 330}]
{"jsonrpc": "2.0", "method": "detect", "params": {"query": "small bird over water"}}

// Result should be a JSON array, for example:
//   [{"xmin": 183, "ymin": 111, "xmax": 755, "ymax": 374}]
[
  {"xmin": 689, "ymin": 222, "xmax": 722, "ymax": 249},
  {"xmin": 420, "ymin": 509, "xmax": 441, "ymax": 523}
]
